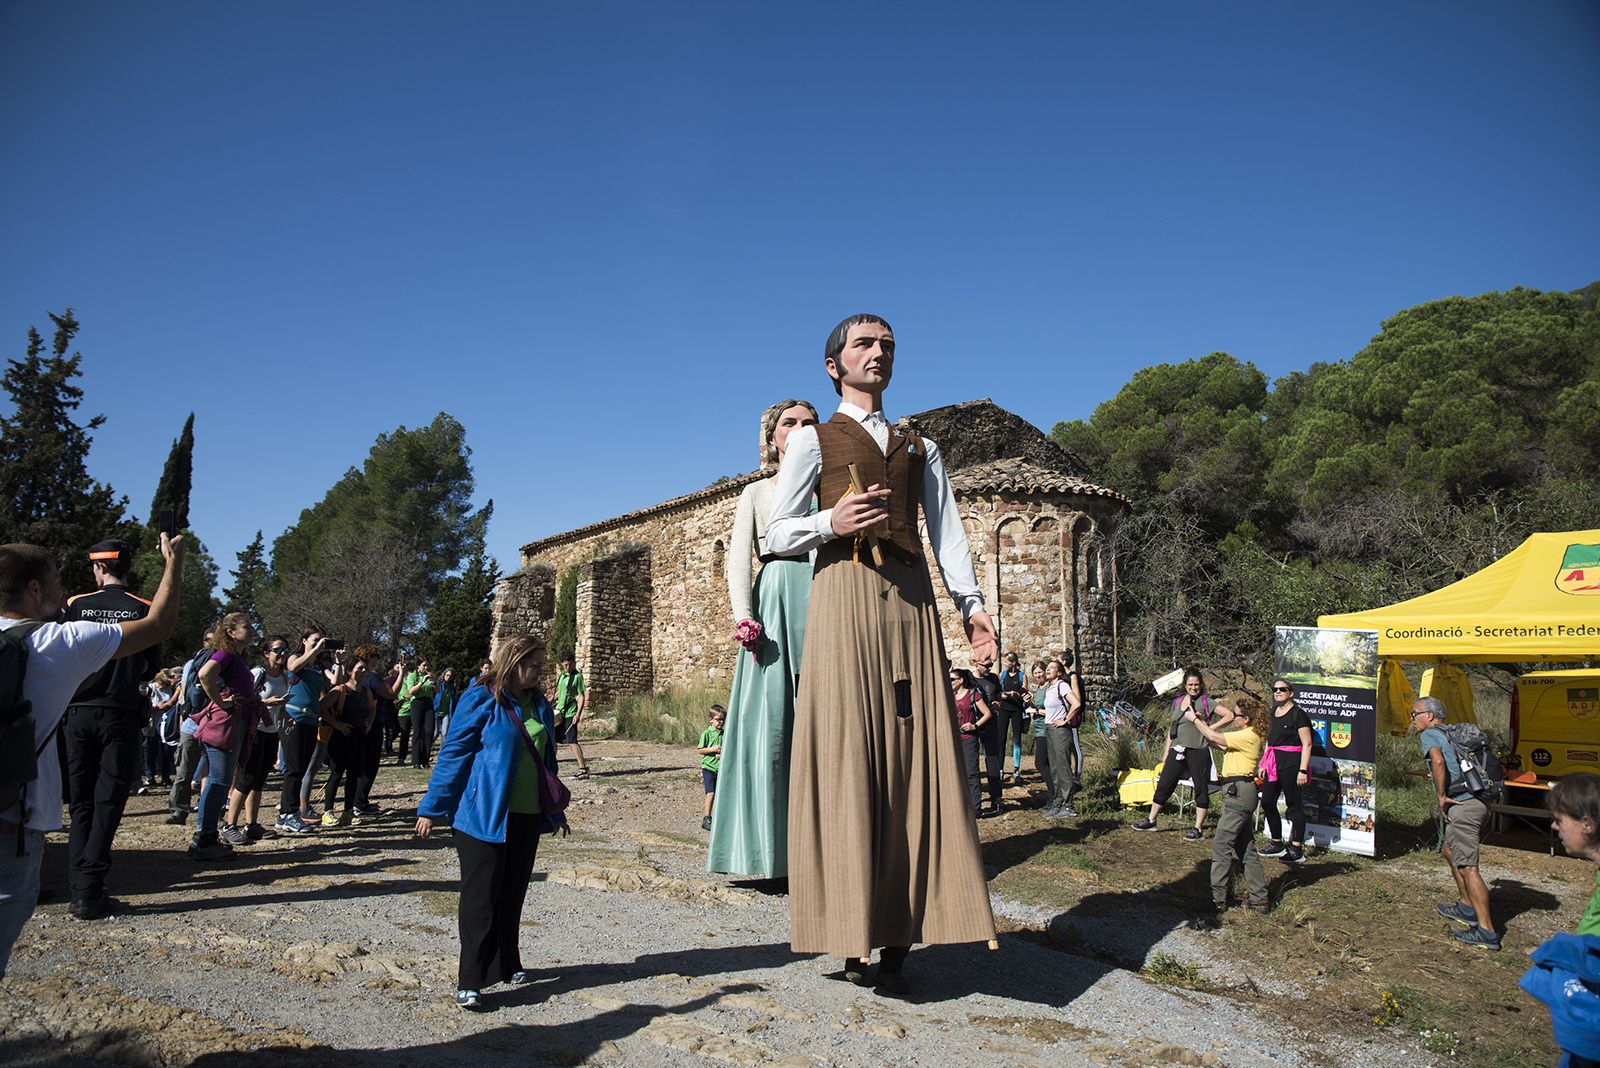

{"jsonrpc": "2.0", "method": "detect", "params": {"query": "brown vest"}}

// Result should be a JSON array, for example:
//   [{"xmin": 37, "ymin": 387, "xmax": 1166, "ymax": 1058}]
[{"xmin": 815, "ymin": 413, "xmax": 926, "ymax": 564}]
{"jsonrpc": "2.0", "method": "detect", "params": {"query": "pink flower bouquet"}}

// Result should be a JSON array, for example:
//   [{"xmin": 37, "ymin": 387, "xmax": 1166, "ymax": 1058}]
[{"xmin": 733, "ymin": 618, "xmax": 763, "ymax": 653}]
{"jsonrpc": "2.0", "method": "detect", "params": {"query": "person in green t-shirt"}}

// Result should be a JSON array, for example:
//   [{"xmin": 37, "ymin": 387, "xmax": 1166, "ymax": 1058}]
[
  {"xmin": 396, "ymin": 660, "xmax": 438, "ymax": 768},
  {"xmin": 554, "ymin": 654, "xmax": 590, "ymax": 779},
  {"xmin": 1550, "ymin": 773, "xmax": 1600, "ymax": 935},
  {"xmin": 696, "ymin": 704, "xmax": 726, "ymax": 831}
]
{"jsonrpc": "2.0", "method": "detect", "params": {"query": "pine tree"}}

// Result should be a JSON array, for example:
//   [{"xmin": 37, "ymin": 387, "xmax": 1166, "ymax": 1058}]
[
  {"xmin": 413, "ymin": 504, "xmax": 500, "ymax": 678},
  {"xmin": 0, "ymin": 309, "xmax": 131, "ymax": 592},
  {"xmin": 149, "ymin": 412, "xmax": 195, "ymax": 530},
  {"xmin": 223, "ymin": 530, "xmax": 269, "ymax": 632}
]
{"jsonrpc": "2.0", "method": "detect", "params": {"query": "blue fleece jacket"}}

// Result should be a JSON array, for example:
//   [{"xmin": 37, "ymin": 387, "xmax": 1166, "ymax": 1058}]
[{"xmin": 417, "ymin": 683, "xmax": 564, "ymax": 842}]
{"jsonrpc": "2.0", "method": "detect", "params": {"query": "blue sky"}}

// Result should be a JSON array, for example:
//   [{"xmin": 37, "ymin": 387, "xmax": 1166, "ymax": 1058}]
[{"xmin": 3, "ymin": 2, "xmax": 1597, "ymax": 581}]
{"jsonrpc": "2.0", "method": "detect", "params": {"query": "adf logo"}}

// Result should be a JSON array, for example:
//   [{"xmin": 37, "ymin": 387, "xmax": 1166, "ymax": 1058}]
[
  {"xmin": 1556, "ymin": 543, "xmax": 1600, "ymax": 596},
  {"xmin": 1330, "ymin": 722, "xmax": 1353, "ymax": 749}
]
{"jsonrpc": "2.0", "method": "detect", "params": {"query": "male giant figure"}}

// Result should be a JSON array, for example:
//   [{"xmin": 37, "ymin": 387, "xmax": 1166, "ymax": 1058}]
[{"xmin": 767, "ymin": 313, "xmax": 997, "ymax": 993}]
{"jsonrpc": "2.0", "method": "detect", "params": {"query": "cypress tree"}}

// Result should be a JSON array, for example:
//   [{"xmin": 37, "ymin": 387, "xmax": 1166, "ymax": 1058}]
[{"xmin": 150, "ymin": 412, "xmax": 195, "ymax": 530}]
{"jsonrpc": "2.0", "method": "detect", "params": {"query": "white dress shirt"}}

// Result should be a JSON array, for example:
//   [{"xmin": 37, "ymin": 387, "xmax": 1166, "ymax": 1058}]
[{"xmin": 766, "ymin": 402, "xmax": 984, "ymax": 621}]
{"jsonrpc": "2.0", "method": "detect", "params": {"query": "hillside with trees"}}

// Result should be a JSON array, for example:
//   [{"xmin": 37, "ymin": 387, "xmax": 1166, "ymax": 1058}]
[{"xmin": 1054, "ymin": 282, "xmax": 1600, "ymax": 686}]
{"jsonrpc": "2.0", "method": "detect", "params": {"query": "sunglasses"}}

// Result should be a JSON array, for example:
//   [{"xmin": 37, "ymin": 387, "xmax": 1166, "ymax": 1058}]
[
  {"xmin": 267, "ymin": 647, "xmax": 289, "ymax": 655},
  {"xmin": 1273, "ymin": 686, "xmax": 1291, "ymax": 692}
]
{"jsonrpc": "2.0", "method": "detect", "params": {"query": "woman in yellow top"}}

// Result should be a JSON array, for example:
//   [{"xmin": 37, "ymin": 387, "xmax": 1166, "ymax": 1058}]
[{"xmin": 1189, "ymin": 694, "xmax": 1271, "ymax": 925}]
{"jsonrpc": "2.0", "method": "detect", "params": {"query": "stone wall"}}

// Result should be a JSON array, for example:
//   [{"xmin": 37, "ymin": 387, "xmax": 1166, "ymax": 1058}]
[
  {"xmin": 489, "ymin": 564, "xmax": 555, "ymax": 655},
  {"xmin": 509, "ymin": 475, "xmax": 758, "ymax": 701},
  {"xmin": 576, "ymin": 545, "xmax": 654, "ymax": 707}
]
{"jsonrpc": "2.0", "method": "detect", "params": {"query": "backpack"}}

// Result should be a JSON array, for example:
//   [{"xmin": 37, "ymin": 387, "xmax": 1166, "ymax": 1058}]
[
  {"xmin": 178, "ymin": 647, "xmax": 213, "ymax": 717},
  {"xmin": 1441, "ymin": 722, "xmax": 1505, "ymax": 804},
  {"xmin": 0, "ymin": 622, "xmax": 46, "ymax": 817}
]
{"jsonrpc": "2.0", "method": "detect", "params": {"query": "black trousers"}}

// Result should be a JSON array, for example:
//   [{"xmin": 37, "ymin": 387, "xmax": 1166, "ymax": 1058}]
[
  {"xmin": 960, "ymin": 733, "xmax": 983, "ymax": 812},
  {"xmin": 396, "ymin": 717, "xmax": 413, "ymax": 764},
  {"xmin": 978, "ymin": 716, "xmax": 1004, "ymax": 804},
  {"xmin": 324, "ymin": 725, "xmax": 371, "ymax": 813},
  {"xmin": 278, "ymin": 720, "xmax": 318, "ymax": 815},
  {"xmin": 63, "ymin": 705, "xmax": 142, "ymax": 903},
  {"xmin": 1153, "ymin": 746, "xmax": 1213, "ymax": 811},
  {"xmin": 454, "ymin": 814, "xmax": 542, "ymax": 990},
  {"xmin": 1260, "ymin": 749, "xmax": 1307, "ymax": 843},
  {"xmin": 357, "ymin": 718, "xmax": 381, "ymax": 807},
  {"xmin": 411, "ymin": 704, "xmax": 436, "ymax": 767}
]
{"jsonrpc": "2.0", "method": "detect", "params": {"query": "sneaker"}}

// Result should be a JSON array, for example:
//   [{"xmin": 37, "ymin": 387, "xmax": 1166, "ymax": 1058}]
[
  {"xmin": 135, "ymin": 783, "xmax": 150, "ymax": 796},
  {"xmin": 1451, "ymin": 925, "xmax": 1502, "ymax": 951},
  {"xmin": 220, "ymin": 825, "xmax": 251, "ymax": 847},
  {"xmin": 455, "ymin": 989, "xmax": 484, "ymax": 1010},
  {"xmin": 356, "ymin": 803, "xmax": 381, "ymax": 816},
  {"xmin": 506, "ymin": 970, "xmax": 534, "ymax": 986},
  {"xmin": 187, "ymin": 841, "xmax": 233, "ymax": 862},
  {"xmin": 1055, "ymin": 804, "xmax": 1078, "ymax": 818},
  {"xmin": 163, "ymin": 811, "xmax": 188, "ymax": 826},
  {"xmin": 244, "ymin": 822, "xmax": 274, "ymax": 841},
  {"xmin": 1282, "ymin": 845, "xmax": 1306, "ymax": 865},
  {"xmin": 300, "ymin": 807, "xmax": 321, "ymax": 823},
  {"xmin": 1246, "ymin": 902, "xmax": 1271, "ymax": 915},
  {"xmin": 1183, "ymin": 827, "xmax": 1205, "ymax": 842},
  {"xmin": 700, "ymin": 816, "xmax": 712, "ymax": 831},
  {"xmin": 1435, "ymin": 901, "xmax": 1477, "ymax": 926},
  {"xmin": 350, "ymin": 811, "xmax": 370, "ymax": 826},
  {"xmin": 1257, "ymin": 840, "xmax": 1288, "ymax": 858},
  {"xmin": 1131, "ymin": 817, "xmax": 1159, "ymax": 831},
  {"xmin": 276, "ymin": 813, "xmax": 312, "ymax": 835},
  {"xmin": 321, "ymin": 811, "xmax": 342, "ymax": 828}
]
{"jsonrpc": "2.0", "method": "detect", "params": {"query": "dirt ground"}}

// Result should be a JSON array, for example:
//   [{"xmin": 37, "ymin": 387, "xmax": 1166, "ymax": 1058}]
[{"xmin": 0, "ymin": 738, "xmax": 1585, "ymax": 1067}]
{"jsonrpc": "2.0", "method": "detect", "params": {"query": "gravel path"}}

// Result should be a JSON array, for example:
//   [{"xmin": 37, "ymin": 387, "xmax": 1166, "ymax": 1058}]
[{"xmin": 0, "ymin": 741, "xmax": 1442, "ymax": 1068}]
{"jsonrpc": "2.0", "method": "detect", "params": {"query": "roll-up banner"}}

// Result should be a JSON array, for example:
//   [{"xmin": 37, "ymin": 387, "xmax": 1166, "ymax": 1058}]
[{"xmin": 1274, "ymin": 626, "xmax": 1380, "ymax": 857}]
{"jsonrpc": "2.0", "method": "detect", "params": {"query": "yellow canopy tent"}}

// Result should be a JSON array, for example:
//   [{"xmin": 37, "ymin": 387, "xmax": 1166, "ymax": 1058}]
[{"xmin": 1321, "ymin": 530, "xmax": 1600, "ymax": 732}]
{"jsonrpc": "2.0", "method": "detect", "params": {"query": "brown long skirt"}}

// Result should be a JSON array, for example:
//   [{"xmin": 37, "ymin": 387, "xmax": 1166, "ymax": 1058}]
[{"xmin": 787, "ymin": 549, "xmax": 997, "ymax": 957}]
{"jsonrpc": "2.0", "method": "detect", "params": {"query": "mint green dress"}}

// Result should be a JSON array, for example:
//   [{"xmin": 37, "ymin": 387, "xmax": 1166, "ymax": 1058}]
[{"xmin": 706, "ymin": 556, "xmax": 811, "ymax": 877}]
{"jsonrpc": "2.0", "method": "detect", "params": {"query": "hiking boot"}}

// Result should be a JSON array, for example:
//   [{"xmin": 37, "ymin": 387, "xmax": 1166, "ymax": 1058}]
[
  {"xmin": 1436, "ymin": 901, "xmax": 1477, "ymax": 926},
  {"xmin": 842, "ymin": 958, "xmax": 871, "ymax": 986},
  {"xmin": 164, "ymin": 811, "xmax": 188, "ymax": 826},
  {"xmin": 188, "ymin": 840, "xmax": 232, "ymax": 862},
  {"xmin": 220, "ymin": 824, "xmax": 251, "ymax": 847},
  {"xmin": 69, "ymin": 896, "xmax": 114, "ymax": 921},
  {"xmin": 1183, "ymin": 827, "xmax": 1205, "ymax": 842},
  {"xmin": 1131, "ymin": 817, "xmax": 1158, "ymax": 831},
  {"xmin": 1246, "ymin": 901, "xmax": 1271, "ymax": 915},
  {"xmin": 1257, "ymin": 840, "xmax": 1287, "ymax": 858},
  {"xmin": 1451, "ymin": 925, "xmax": 1502, "ymax": 951}
]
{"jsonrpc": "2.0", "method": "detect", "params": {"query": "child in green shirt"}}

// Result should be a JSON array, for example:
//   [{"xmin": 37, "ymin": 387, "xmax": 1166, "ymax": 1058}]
[{"xmin": 697, "ymin": 704, "xmax": 726, "ymax": 831}]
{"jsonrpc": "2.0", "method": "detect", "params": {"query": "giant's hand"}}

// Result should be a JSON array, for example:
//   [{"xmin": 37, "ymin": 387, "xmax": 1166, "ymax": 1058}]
[
  {"xmin": 965, "ymin": 610, "xmax": 997, "ymax": 667},
  {"xmin": 829, "ymin": 485, "xmax": 891, "ymax": 537}
]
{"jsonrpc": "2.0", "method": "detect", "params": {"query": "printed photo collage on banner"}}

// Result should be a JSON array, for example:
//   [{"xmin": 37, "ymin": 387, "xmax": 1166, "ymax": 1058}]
[{"xmin": 1274, "ymin": 626, "xmax": 1381, "ymax": 857}]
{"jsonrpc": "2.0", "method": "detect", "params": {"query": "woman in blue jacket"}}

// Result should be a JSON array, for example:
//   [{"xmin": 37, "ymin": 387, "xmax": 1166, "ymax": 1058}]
[{"xmin": 415, "ymin": 635, "xmax": 569, "ymax": 1010}]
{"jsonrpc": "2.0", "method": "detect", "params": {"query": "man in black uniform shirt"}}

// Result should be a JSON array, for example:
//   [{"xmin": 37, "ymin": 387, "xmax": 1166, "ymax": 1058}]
[{"xmin": 62, "ymin": 539, "xmax": 160, "ymax": 920}]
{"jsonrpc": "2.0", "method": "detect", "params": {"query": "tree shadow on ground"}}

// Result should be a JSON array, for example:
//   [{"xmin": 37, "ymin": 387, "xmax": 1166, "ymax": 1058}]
[
  {"xmin": 34, "ymin": 837, "xmax": 451, "ymax": 916},
  {"xmin": 980, "ymin": 819, "xmax": 1121, "ymax": 881}
]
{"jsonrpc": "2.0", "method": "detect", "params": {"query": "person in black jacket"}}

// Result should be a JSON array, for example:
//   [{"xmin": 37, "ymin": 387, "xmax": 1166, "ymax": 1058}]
[{"xmin": 61, "ymin": 539, "xmax": 161, "ymax": 920}]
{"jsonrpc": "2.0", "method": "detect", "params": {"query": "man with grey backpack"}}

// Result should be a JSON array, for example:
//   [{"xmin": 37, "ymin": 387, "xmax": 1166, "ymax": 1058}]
[{"xmin": 1412, "ymin": 696, "xmax": 1501, "ymax": 951}]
